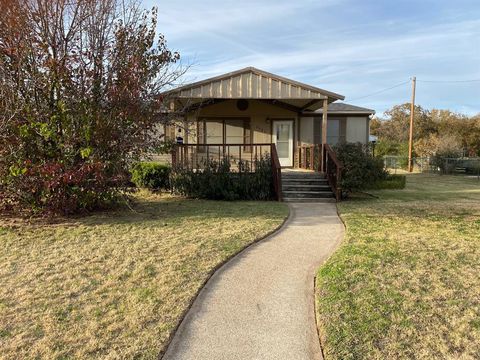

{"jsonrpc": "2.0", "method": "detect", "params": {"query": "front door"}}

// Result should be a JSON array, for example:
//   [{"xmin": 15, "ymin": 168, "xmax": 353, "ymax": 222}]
[{"xmin": 273, "ymin": 120, "xmax": 293, "ymax": 167}]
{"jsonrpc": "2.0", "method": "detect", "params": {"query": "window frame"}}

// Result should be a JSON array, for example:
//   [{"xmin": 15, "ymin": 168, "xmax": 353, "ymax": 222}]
[{"xmin": 197, "ymin": 117, "xmax": 252, "ymax": 152}]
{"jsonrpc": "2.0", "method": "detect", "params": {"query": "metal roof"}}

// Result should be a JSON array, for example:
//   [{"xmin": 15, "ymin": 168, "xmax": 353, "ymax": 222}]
[
  {"xmin": 164, "ymin": 67, "xmax": 345, "ymax": 111},
  {"xmin": 303, "ymin": 102, "xmax": 375, "ymax": 116}
]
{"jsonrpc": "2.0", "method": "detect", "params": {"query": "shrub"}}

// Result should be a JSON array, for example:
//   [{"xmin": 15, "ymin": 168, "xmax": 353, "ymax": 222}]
[
  {"xmin": 0, "ymin": 2, "xmax": 181, "ymax": 215},
  {"xmin": 171, "ymin": 156, "xmax": 274, "ymax": 201},
  {"xmin": 334, "ymin": 142, "xmax": 388, "ymax": 195},
  {"xmin": 1, "ymin": 161, "xmax": 120, "ymax": 215},
  {"xmin": 367, "ymin": 175, "xmax": 406, "ymax": 190},
  {"xmin": 131, "ymin": 162, "xmax": 171, "ymax": 191}
]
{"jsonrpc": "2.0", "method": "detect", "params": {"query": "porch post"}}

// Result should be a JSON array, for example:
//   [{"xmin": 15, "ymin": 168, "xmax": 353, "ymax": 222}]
[
  {"xmin": 321, "ymin": 98, "xmax": 328, "ymax": 172},
  {"xmin": 295, "ymin": 114, "xmax": 300, "ymax": 168},
  {"xmin": 183, "ymin": 114, "xmax": 188, "ymax": 144}
]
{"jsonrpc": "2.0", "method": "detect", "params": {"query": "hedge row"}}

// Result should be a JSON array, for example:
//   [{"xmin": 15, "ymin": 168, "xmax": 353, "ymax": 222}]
[
  {"xmin": 131, "ymin": 157, "xmax": 274, "ymax": 201},
  {"xmin": 130, "ymin": 162, "xmax": 171, "ymax": 190}
]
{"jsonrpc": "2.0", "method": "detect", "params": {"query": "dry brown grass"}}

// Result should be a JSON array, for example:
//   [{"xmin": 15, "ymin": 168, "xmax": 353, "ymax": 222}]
[
  {"xmin": 0, "ymin": 193, "xmax": 288, "ymax": 359},
  {"xmin": 316, "ymin": 174, "xmax": 480, "ymax": 359}
]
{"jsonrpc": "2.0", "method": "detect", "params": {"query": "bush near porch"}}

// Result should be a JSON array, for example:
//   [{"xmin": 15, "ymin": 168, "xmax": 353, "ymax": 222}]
[
  {"xmin": 316, "ymin": 174, "xmax": 480, "ymax": 359},
  {"xmin": 171, "ymin": 156, "xmax": 274, "ymax": 201},
  {"xmin": 334, "ymin": 142, "xmax": 388, "ymax": 195},
  {"xmin": 131, "ymin": 162, "xmax": 171, "ymax": 191}
]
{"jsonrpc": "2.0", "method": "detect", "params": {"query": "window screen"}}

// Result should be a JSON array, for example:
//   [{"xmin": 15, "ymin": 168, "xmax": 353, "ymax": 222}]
[
  {"xmin": 327, "ymin": 119, "xmax": 340, "ymax": 145},
  {"xmin": 205, "ymin": 120, "xmax": 223, "ymax": 144},
  {"xmin": 225, "ymin": 119, "xmax": 244, "ymax": 144},
  {"xmin": 243, "ymin": 120, "xmax": 252, "ymax": 152},
  {"xmin": 198, "ymin": 118, "xmax": 250, "ymax": 147}
]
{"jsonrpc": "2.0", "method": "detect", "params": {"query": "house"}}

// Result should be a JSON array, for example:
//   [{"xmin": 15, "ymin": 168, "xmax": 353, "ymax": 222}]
[
  {"xmin": 161, "ymin": 67, "xmax": 375, "ymax": 201},
  {"xmin": 162, "ymin": 67, "xmax": 374, "ymax": 168}
]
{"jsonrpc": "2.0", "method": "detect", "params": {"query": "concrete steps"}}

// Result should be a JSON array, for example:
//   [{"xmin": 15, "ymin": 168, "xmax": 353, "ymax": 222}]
[
  {"xmin": 283, "ymin": 197, "xmax": 336, "ymax": 203},
  {"xmin": 282, "ymin": 184, "xmax": 331, "ymax": 192},
  {"xmin": 281, "ymin": 171, "xmax": 335, "ymax": 203}
]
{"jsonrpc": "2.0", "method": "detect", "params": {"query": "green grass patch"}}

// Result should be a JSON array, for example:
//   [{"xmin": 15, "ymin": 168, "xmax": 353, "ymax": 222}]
[
  {"xmin": 0, "ymin": 193, "xmax": 288, "ymax": 359},
  {"xmin": 0, "ymin": 226, "xmax": 10, "ymax": 236},
  {"xmin": 316, "ymin": 174, "xmax": 480, "ymax": 359},
  {"xmin": 367, "ymin": 174, "xmax": 406, "ymax": 190}
]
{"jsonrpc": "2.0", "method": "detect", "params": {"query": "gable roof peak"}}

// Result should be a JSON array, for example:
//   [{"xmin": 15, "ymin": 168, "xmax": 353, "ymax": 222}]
[{"xmin": 164, "ymin": 66, "xmax": 345, "ymax": 101}]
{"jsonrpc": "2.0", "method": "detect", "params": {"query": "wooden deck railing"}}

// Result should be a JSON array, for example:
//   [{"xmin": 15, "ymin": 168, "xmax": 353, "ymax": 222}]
[
  {"xmin": 172, "ymin": 143, "xmax": 283, "ymax": 201},
  {"xmin": 297, "ymin": 144, "xmax": 321, "ymax": 171},
  {"xmin": 322, "ymin": 144, "xmax": 343, "ymax": 201},
  {"xmin": 271, "ymin": 144, "xmax": 282, "ymax": 201},
  {"xmin": 172, "ymin": 143, "xmax": 272, "ymax": 171}
]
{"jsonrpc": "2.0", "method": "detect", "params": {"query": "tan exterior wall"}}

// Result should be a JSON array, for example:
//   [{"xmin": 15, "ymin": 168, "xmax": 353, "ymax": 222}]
[
  {"xmin": 163, "ymin": 101, "xmax": 370, "ymax": 168},
  {"xmin": 150, "ymin": 153, "xmax": 172, "ymax": 164},
  {"xmin": 346, "ymin": 116, "xmax": 369, "ymax": 143},
  {"xmin": 144, "ymin": 123, "xmax": 174, "ymax": 164},
  {"xmin": 177, "ymin": 103, "xmax": 370, "ymax": 146},
  {"xmin": 299, "ymin": 115, "xmax": 370, "ymax": 146},
  {"xmin": 185, "ymin": 100, "xmax": 297, "ymax": 145}
]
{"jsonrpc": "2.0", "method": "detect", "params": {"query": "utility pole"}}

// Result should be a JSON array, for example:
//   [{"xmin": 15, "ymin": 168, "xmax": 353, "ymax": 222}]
[{"xmin": 408, "ymin": 76, "xmax": 416, "ymax": 172}]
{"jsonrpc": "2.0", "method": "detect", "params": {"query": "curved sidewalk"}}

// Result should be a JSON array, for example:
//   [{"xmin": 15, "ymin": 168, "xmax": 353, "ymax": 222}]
[{"xmin": 162, "ymin": 203, "xmax": 344, "ymax": 360}]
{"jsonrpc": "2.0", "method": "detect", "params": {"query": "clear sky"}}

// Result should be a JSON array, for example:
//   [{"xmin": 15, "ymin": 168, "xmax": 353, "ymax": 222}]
[{"xmin": 145, "ymin": 0, "xmax": 480, "ymax": 117}]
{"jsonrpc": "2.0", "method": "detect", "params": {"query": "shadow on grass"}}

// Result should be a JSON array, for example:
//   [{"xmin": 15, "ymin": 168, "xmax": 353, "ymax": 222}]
[
  {"xmin": 348, "ymin": 173, "xmax": 480, "ymax": 204},
  {"xmin": 3, "ymin": 195, "xmax": 286, "ymax": 229}
]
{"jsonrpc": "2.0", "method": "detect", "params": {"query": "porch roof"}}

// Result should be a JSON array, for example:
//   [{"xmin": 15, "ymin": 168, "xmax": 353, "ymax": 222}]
[
  {"xmin": 302, "ymin": 102, "xmax": 376, "ymax": 116},
  {"xmin": 164, "ymin": 67, "xmax": 345, "ymax": 112}
]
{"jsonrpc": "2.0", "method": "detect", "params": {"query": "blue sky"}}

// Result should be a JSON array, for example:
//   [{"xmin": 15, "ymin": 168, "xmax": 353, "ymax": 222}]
[{"xmin": 146, "ymin": 0, "xmax": 480, "ymax": 117}]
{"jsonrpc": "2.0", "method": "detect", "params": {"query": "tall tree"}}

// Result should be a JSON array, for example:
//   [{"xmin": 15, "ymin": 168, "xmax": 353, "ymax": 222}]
[
  {"xmin": 374, "ymin": 104, "xmax": 480, "ymax": 157},
  {"xmin": 0, "ymin": 0, "xmax": 182, "ymax": 214},
  {"xmin": 377, "ymin": 103, "xmax": 434, "ymax": 142}
]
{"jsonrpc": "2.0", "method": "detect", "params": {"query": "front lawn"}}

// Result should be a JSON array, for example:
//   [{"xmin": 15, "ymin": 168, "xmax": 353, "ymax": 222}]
[
  {"xmin": 316, "ymin": 174, "xmax": 480, "ymax": 359},
  {"xmin": 0, "ymin": 193, "xmax": 288, "ymax": 359}
]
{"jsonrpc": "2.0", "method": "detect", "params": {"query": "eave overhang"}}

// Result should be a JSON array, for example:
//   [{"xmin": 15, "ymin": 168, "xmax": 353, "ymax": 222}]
[{"xmin": 163, "ymin": 67, "xmax": 345, "ymax": 112}]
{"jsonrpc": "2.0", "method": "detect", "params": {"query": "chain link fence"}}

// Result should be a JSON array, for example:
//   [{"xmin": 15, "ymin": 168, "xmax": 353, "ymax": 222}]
[{"xmin": 384, "ymin": 156, "xmax": 480, "ymax": 179}]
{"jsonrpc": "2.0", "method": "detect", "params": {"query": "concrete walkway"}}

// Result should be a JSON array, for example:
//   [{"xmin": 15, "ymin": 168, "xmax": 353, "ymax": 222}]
[{"xmin": 162, "ymin": 203, "xmax": 344, "ymax": 360}]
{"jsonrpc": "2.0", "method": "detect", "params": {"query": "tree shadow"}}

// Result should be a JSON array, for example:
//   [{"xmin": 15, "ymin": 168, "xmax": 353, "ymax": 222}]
[{"xmin": 30, "ymin": 196, "xmax": 287, "ymax": 228}]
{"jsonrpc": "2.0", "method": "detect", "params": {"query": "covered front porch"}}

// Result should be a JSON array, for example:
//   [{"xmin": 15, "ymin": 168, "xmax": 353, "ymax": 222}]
[
  {"xmin": 171, "ymin": 141, "xmax": 342, "ymax": 201},
  {"xmin": 164, "ymin": 67, "xmax": 344, "ymax": 170},
  {"xmin": 163, "ymin": 67, "xmax": 346, "ymax": 200}
]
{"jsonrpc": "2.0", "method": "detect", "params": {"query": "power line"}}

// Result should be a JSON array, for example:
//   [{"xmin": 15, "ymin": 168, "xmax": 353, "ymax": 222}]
[
  {"xmin": 347, "ymin": 77, "xmax": 479, "ymax": 102},
  {"xmin": 347, "ymin": 80, "xmax": 410, "ymax": 102},
  {"xmin": 417, "ymin": 79, "xmax": 480, "ymax": 83}
]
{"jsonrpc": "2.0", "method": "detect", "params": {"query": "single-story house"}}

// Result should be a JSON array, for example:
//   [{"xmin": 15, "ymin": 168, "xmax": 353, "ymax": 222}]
[{"xmin": 160, "ymin": 67, "xmax": 374, "ymax": 169}]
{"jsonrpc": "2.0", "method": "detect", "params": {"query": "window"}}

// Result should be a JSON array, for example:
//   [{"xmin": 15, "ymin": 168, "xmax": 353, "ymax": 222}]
[
  {"xmin": 225, "ymin": 119, "xmax": 244, "ymax": 144},
  {"xmin": 327, "ymin": 119, "xmax": 340, "ymax": 145},
  {"xmin": 244, "ymin": 120, "xmax": 252, "ymax": 152},
  {"xmin": 198, "ymin": 118, "xmax": 252, "ymax": 151},
  {"xmin": 205, "ymin": 120, "xmax": 223, "ymax": 144},
  {"xmin": 164, "ymin": 124, "xmax": 176, "ymax": 141}
]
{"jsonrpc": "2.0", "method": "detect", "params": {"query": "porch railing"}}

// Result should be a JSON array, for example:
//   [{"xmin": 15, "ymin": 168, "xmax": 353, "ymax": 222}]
[
  {"xmin": 297, "ymin": 144, "xmax": 321, "ymax": 171},
  {"xmin": 271, "ymin": 144, "xmax": 282, "ymax": 201},
  {"xmin": 322, "ymin": 144, "xmax": 343, "ymax": 201},
  {"xmin": 172, "ymin": 143, "xmax": 283, "ymax": 201}
]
